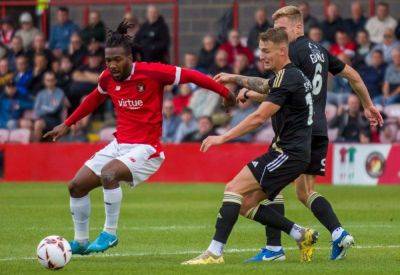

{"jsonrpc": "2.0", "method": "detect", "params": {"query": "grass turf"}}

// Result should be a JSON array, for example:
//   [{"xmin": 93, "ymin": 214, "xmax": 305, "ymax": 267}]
[{"xmin": 0, "ymin": 183, "xmax": 399, "ymax": 274}]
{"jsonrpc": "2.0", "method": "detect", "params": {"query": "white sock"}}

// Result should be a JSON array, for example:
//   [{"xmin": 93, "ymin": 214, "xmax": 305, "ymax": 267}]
[
  {"xmin": 331, "ymin": 227, "xmax": 344, "ymax": 241},
  {"xmin": 103, "ymin": 187, "xmax": 122, "ymax": 235},
  {"xmin": 265, "ymin": 245, "xmax": 282, "ymax": 252},
  {"xmin": 207, "ymin": 240, "xmax": 225, "ymax": 256},
  {"xmin": 70, "ymin": 195, "xmax": 91, "ymax": 244},
  {"xmin": 289, "ymin": 224, "xmax": 304, "ymax": 241}
]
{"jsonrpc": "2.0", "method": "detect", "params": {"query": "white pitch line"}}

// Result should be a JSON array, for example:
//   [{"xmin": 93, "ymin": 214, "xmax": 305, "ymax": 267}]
[
  {"xmin": 20, "ymin": 223, "xmax": 399, "ymax": 232},
  {"xmin": 1, "ymin": 245, "xmax": 399, "ymax": 262}
]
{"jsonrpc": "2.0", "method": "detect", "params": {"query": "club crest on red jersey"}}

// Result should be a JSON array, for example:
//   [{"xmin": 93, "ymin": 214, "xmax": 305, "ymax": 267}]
[{"xmin": 137, "ymin": 82, "xmax": 146, "ymax": 92}]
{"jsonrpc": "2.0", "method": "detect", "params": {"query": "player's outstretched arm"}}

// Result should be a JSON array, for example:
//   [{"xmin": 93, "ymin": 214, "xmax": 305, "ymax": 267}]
[
  {"xmin": 200, "ymin": 102, "xmax": 280, "ymax": 152},
  {"xmin": 339, "ymin": 64, "xmax": 384, "ymax": 127},
  {"xmin": 237, "ymin": 88, "xmax": 267, "ymax": 103},
  {"xmin": 43, "ymin": 88, "xmax": 107, "ymax": 141},
  {"xmin": 214, "ymin": 73, "xmax": 270, "ymax": 94}
]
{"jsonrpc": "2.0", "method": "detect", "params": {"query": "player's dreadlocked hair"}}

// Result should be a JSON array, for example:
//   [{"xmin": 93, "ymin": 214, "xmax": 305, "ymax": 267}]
[{"xmin": 106, "ymin": 20, "xmax": 140, "ymax": 58}]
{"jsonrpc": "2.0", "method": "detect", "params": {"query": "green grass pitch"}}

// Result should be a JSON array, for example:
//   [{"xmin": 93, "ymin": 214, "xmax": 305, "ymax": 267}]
[{"xmin": 0, "ymin": 183, "xmax": 399, "ymax": 274}]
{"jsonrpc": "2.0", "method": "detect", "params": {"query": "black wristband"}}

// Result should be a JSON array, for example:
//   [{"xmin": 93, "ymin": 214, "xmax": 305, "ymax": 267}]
[{"xmin": 244, "ymin": 90, "xmax": 250, "ymax": 99}]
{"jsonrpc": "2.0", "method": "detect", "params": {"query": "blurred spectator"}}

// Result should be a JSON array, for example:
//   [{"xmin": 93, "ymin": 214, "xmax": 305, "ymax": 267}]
[
  {"xmin": 209, "ymin": 49, "xmax": 232, "ymax": 75},
  {"xmin": 0, "ymin": 58, "xmax": 13, "ymax": 91},
  {"xmin": 6, "ymin": 36, "xmax": 25, "ymax": 71},
  {"xmin": 26, "ymin": 33, "xmax": 53, "ymax": 68},
  {"xmin": 87, "ymin": 38, "xmax": 104, "ymax": 55},
  {"xmin": 330, "ymin": 30, "xmax": 356, "ymax": 58},
  {"xmin": 182, "ymin": 116, "xmax": 216, "ymax": 142},
  {"xmin": 298, "ymin": 1, "xmax": 320, "ymax": 36},
  {"xmin": 174, "ymin": 107, "xmax": 197, "ymax": 143},
  {"xmin": 0, "ymin": 81, "xmax": 32, "ymax": 129},
  {"xmin": 219, "ymin": 30, "xmax": 254, "ymax": 66},
  {"xmin": 135, "ymin": 5, "xmax": 170, "ymax": 63},
  {"xmin": 14, "ymin": 55, "xmax": 32, "ymax": 98},
  {"xmin": 198, "ymin": 35, "xmax": 218, "ymax": 73},
  {"xmin": 344, "ymin": 1, "xmax": 366, "ymax": 39},
  {"xmin": 33, "ymin": 72, "xmax": 65, "ymax": 142},
  {"xmin": 321, "ymin": 3, "xmax": 345, "ymax": 44},
  {"xmin": 123, "ymin": 12, "xmax": 140, "ymax": 37},
  {"xmin": 30, "ymin": 53, "xmax": 48, "ymax": 95},
  {"xmin": 308, "ymin": 26, "xmax": 330, "ymax": 49},
  {"xmin": 0, "ymin": 17, "xmax": 15, "ymax": 48},
  {"xmin": 173, "ymin": 84, "xmax": 192, "ymax": 114},
  {"xmin": 358, "ymin": 50, "xmax": 387, "ymax": 101},
  {"xmin": 15, "ymin": 12, "xmax": 40, "ymax": 51},
  {"xmin": 162, "ymin": 99, "xmax": 180, "ymax": 142},
  {"xmin": 68, "ymin": 33, "xmax": 88, "ymax": 69},
  {"xmin": 377, "ymin": 47, "xmax": 400, "ymax": 105},
  {"xmin": 365, "ymin": 2, "xmax": 397, "ymax": 44},
  {"xmin": 49, "ymin": 7, "xmax": 80, "ymax": 56},
  {"xmin": 330, "ymin": 94, "xmax": 370, "ymax": 142},
  {"xmin": 69, "ymin": 51, "xmax": 103, "ymax": 109},
  {"xmin": 353, "ymin": 30, "xmax": 374, "ymax": 68},
  {"xmin": 55, "ymin": 56, "xmax": 73, "ymax": 99},
  {"xmin": 189, "ymin": 83, "xmax": 223, "ymax": 118},
  {"xmin": 81, "ymin": 11, "xmax": 106, "ymax": 45},
  {"xmin": 247, "ymin": 8, "xmax": 270, "ymax": 52},
  {"xmin": 183, "ymin": 53, "xmax": 198, "ymax": 70},
  {"xmin": 232, "ymin": 54, "xmax": 257, "ymax": 76},
  {"xmin": 228, "ymin": 100, "xmax": 257, "ymax": 142},
  {"xmin": 366, "ymin": 28, "xmax": 399, "ymax": 64},
  {"xmin": 328, "ymin": 53, "xmax": 353, "ymax": 106},
  {"xmin": 380, "ymin": 123, "xmax": 398, "ymax": 143}
]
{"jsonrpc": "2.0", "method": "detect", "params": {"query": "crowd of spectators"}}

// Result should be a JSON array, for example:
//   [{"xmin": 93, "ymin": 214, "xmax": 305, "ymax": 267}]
[{"xmin": 0, "ymin": 2, "xmax": 400, "ymax": 144}]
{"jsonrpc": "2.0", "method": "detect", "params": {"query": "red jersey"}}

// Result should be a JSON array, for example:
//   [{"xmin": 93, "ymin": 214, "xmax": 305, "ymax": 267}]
[{"xmin": 65, "ymin": 62, "xmax": 230, "ymax": 149}]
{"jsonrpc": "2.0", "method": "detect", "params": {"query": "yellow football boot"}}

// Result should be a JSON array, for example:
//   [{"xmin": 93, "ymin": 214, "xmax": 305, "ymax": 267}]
[{"xmin": 181, "ymin": 250, "xmax": 224, "ymax": 265}]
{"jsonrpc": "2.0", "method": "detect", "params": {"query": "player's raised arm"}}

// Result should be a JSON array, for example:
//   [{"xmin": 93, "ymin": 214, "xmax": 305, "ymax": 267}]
[
  {"xmin": 200, "ymin": 102, "xmax": 280, "ymax": 152},
  {"xmin": 338, "ymin": 64, "xmax": 384, "ymax": 127},
  {"xmin": 214, "ymin": 72, "xmax": 271, "ymax": 94},
  {"xmin": 43, "ymin": 88, "xmax": 107, "ymax": 141}
]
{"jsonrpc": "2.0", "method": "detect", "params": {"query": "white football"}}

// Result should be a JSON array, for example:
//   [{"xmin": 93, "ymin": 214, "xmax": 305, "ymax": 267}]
[{"xmin": 36, "ymin": 235, "xmax": 72, "ymax": 269}]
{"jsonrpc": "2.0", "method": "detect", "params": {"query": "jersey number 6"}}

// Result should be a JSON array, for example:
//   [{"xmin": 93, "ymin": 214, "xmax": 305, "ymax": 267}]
[{"xmin": 312, "ymin": 63, "xmax": 323, "ymax": 96}]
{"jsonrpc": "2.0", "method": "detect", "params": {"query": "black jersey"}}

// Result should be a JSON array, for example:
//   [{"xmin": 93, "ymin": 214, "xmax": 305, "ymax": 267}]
[
  {"xmin": 266, "ymin": 63, "xmax": 314, "ymax": 161},
  {"xmin": 289, "ymin": 36, "xmax": 345, "ymax": 136}
]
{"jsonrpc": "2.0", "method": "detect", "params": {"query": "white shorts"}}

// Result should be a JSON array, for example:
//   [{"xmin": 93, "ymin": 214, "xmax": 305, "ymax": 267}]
[{"xmin": 85, "ymin": 139, "xmax": 165, "ymax": 187}]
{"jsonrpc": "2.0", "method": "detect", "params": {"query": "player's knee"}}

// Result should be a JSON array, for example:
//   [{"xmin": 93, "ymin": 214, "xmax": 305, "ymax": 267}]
[
  {"xmin": 225, "ymin": 180, "xmax": 238, "ymax": 193},
  {"xmin": 100, "ymin": 168, "xmax": 117, "ymax": 188},
  {"xmin": 68, "ymin": 180, "xmax": 86, "ymax": 197}
]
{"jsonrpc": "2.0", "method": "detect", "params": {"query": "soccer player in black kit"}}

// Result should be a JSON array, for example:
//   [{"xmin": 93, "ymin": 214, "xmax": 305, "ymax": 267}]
[
  {"xmin": 182, "ymin": 28, "xmax": 318, "ymax": 265},
  {"xmin": 214, "ymin": 6, "xmax": 383, "ymax": 262}
]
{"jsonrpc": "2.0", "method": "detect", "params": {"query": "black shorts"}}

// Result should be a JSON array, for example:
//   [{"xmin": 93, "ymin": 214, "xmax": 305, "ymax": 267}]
[
  {"xmin": 247, "ymin": 150, "xmax": 309, "ymax": 201},
  {"xmin": 304, "ymin": 135, "xmax": 329, "ymax": 176}
]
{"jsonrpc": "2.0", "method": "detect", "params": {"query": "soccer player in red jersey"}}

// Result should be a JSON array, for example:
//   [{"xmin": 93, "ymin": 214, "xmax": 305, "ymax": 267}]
[{"xmin": 44, "ymin": 21, "xmax": 235, "ymax": 255}]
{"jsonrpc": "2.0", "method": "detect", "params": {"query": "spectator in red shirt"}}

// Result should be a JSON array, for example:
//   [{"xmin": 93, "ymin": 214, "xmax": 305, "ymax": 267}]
[
  {"xmin": 219, "ymin": 30, "xmax": 254, "ymax": 66},
  {"xmin": 330, "ymin": 30, "xmax": 356, "ymax": 58},
  {"xmin": 0, "ymin": 17, "xmax": 15, "ymax": 48},
  {"xmin": 173, "ymin": 84, "xmax": 192, "ymax": 115}
]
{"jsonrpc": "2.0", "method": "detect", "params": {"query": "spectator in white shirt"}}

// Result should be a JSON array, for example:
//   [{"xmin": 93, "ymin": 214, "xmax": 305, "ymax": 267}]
[{"xmin": 365, "ymin": 2, "xmax": 397, "ymax": 44}]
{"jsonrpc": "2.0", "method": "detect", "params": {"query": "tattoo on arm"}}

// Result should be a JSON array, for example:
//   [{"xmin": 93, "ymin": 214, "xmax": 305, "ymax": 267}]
[{"xmin": 234, "ymin": 76, "xmax": 270, "ymax": 94}]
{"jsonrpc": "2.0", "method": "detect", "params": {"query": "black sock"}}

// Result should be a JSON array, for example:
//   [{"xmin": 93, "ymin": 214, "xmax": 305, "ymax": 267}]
[
  {"xmin": 265, "ymin": 200, "xmax": 284, "ymax": 246},
  {"xmin": 308, "ymin": 193, "xmax": 341, "ymax": 233},
  {"xmin": 253, "ymin": 204, "xmax": 294, "ymax": 235},
  {"xmin": 213, "ymin": 192, "xmax": 242, "ymax": 244}
]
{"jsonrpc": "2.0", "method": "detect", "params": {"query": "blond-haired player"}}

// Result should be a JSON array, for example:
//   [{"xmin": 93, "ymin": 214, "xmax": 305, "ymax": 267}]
[{"xmin": 214, "ymin": 5, "xmax": 383, "ymax": 261}]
